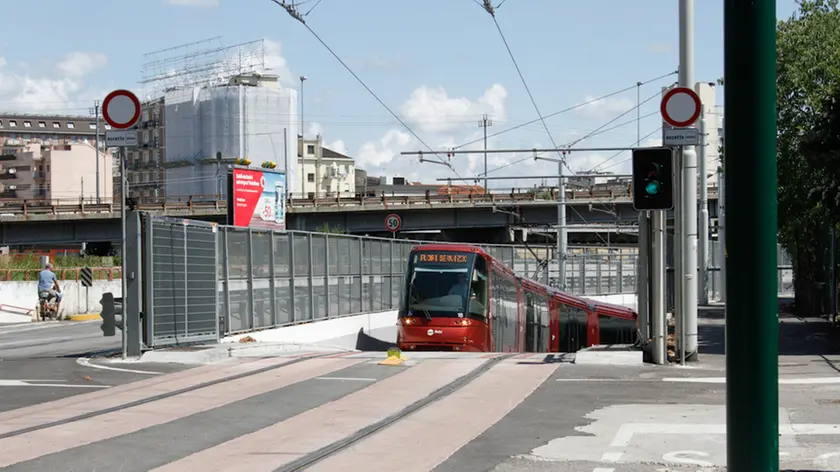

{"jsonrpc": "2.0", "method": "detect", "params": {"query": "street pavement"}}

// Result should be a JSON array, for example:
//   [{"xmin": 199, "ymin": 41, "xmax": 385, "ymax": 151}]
[
  {"xmin": 0, "ymin": 321, "xmax": 189, "ymax": 413},
  {"xmin": 0, "ymin": 307, "xmax": 838, "ymax": 471}
]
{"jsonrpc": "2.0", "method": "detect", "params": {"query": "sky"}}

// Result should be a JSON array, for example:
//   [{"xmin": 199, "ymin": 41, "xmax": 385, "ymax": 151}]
[{"xmin": 0, "ymin": 0, "xmax": 802, "ymax": 189}]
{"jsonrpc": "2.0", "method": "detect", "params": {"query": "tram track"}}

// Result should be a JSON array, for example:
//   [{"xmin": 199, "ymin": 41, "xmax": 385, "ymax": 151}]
[
  {"xmin": 276, "ymin": 353, "xmax": 516, "ymax": 472},
  {"xmin": 0, "ymin": 352, "xmax": 332, "ymax": 440}
]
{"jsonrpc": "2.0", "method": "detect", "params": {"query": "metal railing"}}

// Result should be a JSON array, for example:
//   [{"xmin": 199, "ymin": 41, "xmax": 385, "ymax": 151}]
[{"xmin": 0, "ymin": 186, "xmax": 721, "ymax": 217}]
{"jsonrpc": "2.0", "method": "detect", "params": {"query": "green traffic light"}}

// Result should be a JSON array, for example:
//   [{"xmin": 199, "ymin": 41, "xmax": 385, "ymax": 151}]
[{"xmin": 645, "ymin": 181, "xmax": 660, "ymax": 195}]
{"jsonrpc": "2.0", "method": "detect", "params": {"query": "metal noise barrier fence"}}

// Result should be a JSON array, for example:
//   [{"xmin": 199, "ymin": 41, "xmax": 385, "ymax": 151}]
[{"xmin": 141, "ymin": 215, "xmax": 794, "ymax": 347}]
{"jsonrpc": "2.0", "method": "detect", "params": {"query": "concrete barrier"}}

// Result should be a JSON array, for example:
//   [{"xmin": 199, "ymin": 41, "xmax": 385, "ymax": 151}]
[
  {"xmin": 0, "ymin": 280, "xmax": 120, "ymax": 321},
  {"xmin": 222, "ymin": 310, "xmax": 399, "ymax": 345}
]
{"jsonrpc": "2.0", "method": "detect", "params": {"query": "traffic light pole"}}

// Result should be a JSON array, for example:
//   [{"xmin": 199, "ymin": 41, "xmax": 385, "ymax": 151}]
[{"xmin": 724, "ymin": 1, "xmax": 779, "ymax": 470}]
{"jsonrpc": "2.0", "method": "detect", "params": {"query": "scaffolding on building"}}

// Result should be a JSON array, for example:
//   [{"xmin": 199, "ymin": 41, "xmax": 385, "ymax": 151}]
[{"xmin": 139, "ymin": 37, "xmax": 268, "ymax": 99}]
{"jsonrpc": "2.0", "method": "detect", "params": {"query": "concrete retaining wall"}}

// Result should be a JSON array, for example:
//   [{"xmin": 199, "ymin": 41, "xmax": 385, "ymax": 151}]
[
  {"xmin": 222, "ymin": 310, "xmax": 398, "ymax": 345},
  {"xmin": 0, "ymin": 280, "xmax": 121, "ymax": 322}
]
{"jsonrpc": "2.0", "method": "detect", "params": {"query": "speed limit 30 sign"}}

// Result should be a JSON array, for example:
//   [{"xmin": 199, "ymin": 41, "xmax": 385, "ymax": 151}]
[{"xmin": 385, "ymin": 214, "xmax": 402, "ymax": 232}]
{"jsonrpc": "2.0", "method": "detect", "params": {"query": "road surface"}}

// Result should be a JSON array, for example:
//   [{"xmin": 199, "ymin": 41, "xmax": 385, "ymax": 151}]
[
  {"xmin": 0, "ymin": 308, "xmax": 838, "ymax": 471},
  {"xmin": 0, "ymin": 321, "xmax": 189, "ymax": 412}
]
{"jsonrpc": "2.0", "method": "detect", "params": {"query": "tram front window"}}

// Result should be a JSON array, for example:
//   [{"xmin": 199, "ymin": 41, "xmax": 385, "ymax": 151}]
[{"xmin": 404, "ymin": 251, "xmax": 478, "ymax": 319}]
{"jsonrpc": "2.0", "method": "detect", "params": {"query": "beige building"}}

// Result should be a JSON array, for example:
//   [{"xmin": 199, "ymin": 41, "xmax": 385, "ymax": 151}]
[
  {"xmin": 297, "ymin": 135, "xmax": 356, "ymax": 199},
  {"xmin": 126, "ymin": 97, "xmax": 166, "ymax": 200},
  {"xmin": 0, "ymin": 142, "xmax": 112, "ymax": 203}
]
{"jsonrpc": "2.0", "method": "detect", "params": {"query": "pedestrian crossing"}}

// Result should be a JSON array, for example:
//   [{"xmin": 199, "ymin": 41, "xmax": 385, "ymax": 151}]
[
  {"xmin": 0, "ymin": 352, "xmax": 558, "ymax": 472},
  {"xmin": 3, "ymin": 350, "xmax": 839, "ymax": 471}
]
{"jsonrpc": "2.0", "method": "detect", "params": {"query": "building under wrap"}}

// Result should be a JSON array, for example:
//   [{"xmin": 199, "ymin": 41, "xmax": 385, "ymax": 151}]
[{"xmin": 163, "ymin": 74, "xmax": 298, "ymax": 199}]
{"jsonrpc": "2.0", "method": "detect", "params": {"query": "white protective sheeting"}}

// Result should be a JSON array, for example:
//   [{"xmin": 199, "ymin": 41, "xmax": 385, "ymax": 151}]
[{"xmin": 164, "ymin": 84, "xmax": 299, "ymax": 198}]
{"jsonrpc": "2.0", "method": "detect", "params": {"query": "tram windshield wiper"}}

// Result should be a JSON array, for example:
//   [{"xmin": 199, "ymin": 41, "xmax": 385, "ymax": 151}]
[{"xmin": 408, "ymin": 282, "xmax": 433, "ymax": 321}]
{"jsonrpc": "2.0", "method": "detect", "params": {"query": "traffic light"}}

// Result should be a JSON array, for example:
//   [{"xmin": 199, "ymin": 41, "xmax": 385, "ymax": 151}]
[{"xmin": 632, "ymin": 147, "xmax": 674, "ymax": 210}]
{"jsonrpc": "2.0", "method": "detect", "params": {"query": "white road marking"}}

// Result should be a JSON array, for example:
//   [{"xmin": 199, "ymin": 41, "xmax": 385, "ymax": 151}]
[
  {"xmin": 0, "ymin": 380, "xmax": 110, "ymax": 388},
  {"xmin": 599, "ymin": 451, "xmax": 622, "ymax": 462},
  {"xmin": 662, "ymin": 450, "xmax": 714, "ymax": 467},
  {"xmin": 592, "ymin": 468, "xmax": 614, "ymax": 472},
  {"xmin": 663, "ymin": 376, "xmax": 840, "ymax": 385},
  {"xmin": 315, "ymin": 376, "xmax": 377, "ymax": 382},
  {"xmin": 609, "ymin": 422, "xmax": 840, "ymax": 447},
  {"xmin": 76, "ymin": 357, "xmax": 162, "ymax": 375}
]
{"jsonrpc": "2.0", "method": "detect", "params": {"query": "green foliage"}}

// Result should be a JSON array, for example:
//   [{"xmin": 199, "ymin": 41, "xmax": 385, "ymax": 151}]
[
  {"xmin": 775, "ymin": 0, "xmax": 840, "ymax": 313},
  {"xmin": 0, "ymin": 255, "xmax": 120, "ymax": 281},
  {"xmin": 315, "ymin": 223, "xmax": 346, "ymax": 234}
]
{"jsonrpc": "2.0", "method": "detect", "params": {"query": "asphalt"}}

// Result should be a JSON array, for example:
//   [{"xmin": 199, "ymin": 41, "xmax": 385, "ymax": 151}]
[
  {"xmin": 0, "ymin": 306, "xmax": 839, "ymax": 471},
  {"xmin": 0, "ymin": 321, "xmax": 189, "ymax": 412}
]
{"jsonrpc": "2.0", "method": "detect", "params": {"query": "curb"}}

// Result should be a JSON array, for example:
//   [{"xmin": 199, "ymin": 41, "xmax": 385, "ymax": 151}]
[{"xmin": 68, "ymin": 313, "xmax": 101, "ymax": 322}]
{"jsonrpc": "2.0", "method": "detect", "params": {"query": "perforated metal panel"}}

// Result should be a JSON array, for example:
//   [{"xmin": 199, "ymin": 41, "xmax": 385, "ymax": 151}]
[{"xmin": 145, "ymin": 217, "xmax": 219, "ymax": 347}]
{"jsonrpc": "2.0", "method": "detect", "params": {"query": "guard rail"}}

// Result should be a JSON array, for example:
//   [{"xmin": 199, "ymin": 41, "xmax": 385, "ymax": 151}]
[{"xmin": 0, "ymin": 187, "xmax": 719, "ymax": 216}]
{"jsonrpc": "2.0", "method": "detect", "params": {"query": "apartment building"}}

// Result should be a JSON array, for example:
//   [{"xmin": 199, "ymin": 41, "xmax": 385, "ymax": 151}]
[
  {"xmin": 125, "ymin": 97, "xmax": 166, "ymax": 200},
  {"xmin": 0, "ymin": 142, "xmax": 113, "ymax": 203},
  {"xmin": 297, "ymin": 135, "xmax": 356, "ymax": 198}
]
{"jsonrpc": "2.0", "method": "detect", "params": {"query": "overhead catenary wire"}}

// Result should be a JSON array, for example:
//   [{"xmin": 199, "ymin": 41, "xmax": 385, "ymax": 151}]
[
  {"xmin": 591, "ymin": 126, "xmax": 664, "ymax": 173},
  {"xmin": 267, "ymin": 0, "xmax": 474, "ymax": 187},
  {"xmin": 479, "ymin": 2, "xmax": 571, "ymax": 173},
  {"xmin": 450, "ymin": 69, "xmax": 677, "ymax": 151}
]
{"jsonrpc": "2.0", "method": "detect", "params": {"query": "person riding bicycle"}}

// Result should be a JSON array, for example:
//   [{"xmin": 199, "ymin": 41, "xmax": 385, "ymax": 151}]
[{"xmin": 37, "ymin": 263, "xmax": 62, "ymax": 312}]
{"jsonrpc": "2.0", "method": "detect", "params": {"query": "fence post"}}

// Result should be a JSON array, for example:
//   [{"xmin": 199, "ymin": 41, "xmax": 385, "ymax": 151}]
[
  {"xmin": 359, "ymin": 237, "xmax": 365, "ymax": 314},
  {"xmin": 213, "ymin": 224, "xmax": 221, "ymax": 341},
  {"xmin": 289, "ymin": 234, "xmax": 296, "ymax": 323},
  {"xmin": 143, "ymin": 216, "xmax": 156, "ymax": 346},
  {"xmin": 246, "ymin": 228, "xmax": 255, "ymax": 330},
  {"xmin": 269, "ymin": 231, "xmax": 277, "ymax": 327},
  {"xmin": 389, "ymin": 239, "xmax": 395, "ymax": 308},
  {"xmin": 325, "ymin": 234, "xmax": 331, "ymax": 318},
  {"xmin": 308, "ymin": 232, "xmax": 315, "ymax": 321},
  {"xmin": 182, "ymin": 221, "xmax": 189, "ymax": 337},
  {"xmin": 221, "ymin": 227, "xmax": 231, "ymax": 336}
]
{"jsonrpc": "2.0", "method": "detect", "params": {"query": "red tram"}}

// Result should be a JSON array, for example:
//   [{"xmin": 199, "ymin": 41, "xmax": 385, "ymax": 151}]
[{"xmin": 396, "ymin": 244, "xmax": 638, "ymax": 353}]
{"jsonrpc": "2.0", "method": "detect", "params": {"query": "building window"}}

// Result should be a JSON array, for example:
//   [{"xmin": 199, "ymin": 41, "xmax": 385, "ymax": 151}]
[
  {"xmin": 307, "ymin": 144, "xmax": 315, "ymax": 155},
  {"xmin": 307, "ymin": 173, "xmax": 315, "ymax": 182},
  {"xmin": 89, "ymin": 123, "xmax": 96, "ymax": 129},
  {"xmin": 104, "ymin": 124, "xmax": 111, "ymax": 130},
  {"xmin": 67, "ymin": 122, "xmax": 75, "ymax": 129},
  {"xmin": 9, "ymin": 121, "xmax": 16, "ymax": 127},
  {"xmin": 23, "ymin": 121, "xmax": 31, "ymax": 128},
  {"xmin": 52, "ymin": 122, "xmax": 60, "ymax": 128},
  {"xmin": 38, "ymin": 121, "xmax": 46, "ymax": 128}
]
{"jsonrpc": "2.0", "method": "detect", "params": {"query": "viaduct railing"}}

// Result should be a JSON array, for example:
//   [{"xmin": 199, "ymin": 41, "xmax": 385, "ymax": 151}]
[{"xmin": 0, "ymin": 186, "xmax": 720, "ymax": 217}]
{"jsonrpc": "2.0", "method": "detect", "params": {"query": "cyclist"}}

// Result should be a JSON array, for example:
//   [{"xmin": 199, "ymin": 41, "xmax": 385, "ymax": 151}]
[{"xmin": 37, "ymin": 263, "xmax": 62, "ymax": 313}]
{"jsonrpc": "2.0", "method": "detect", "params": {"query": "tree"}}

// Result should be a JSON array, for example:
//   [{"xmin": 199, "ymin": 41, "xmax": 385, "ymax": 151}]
[{"xmin": 776, "ymin": 0, "xmax": 840, "ymax": 315}]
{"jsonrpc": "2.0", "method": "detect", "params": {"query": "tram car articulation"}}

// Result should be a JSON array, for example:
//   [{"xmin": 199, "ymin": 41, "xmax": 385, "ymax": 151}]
[{"xmin": 396, "ymin": 244, "xmax": 638, "ymax": 353}]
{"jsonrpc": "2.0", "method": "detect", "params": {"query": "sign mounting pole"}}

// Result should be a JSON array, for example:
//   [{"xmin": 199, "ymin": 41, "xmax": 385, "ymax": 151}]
[
  {"xmin": 102, "ymin": 89, "xmax": 141, "ymax": 360},
  {"xmin": 660, "ymin": 79, "xmax": 702, "ymax": 366}
]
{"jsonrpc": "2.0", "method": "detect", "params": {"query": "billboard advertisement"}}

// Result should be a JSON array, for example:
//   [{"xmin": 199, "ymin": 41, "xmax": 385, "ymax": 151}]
[{"xmin": 227, "ymin": 167, "xmax": 286, "ymax": 230}]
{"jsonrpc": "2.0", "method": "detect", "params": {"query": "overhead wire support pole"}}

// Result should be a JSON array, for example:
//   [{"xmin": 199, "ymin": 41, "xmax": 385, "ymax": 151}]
[
  {"xmin": 678, "ymin": 0, "xmax": 699, "ymax": 363},
  {"xmin": 479, "ymin": 114, "xmax": 493, "ymax": 192},
  {"xmin": 724, "ymin": 0, "xmax": 779, "ymax": 470}
]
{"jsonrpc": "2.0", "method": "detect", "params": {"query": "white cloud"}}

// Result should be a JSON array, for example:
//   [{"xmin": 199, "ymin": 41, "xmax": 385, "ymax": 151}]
[
  {"xmin": 399, "ymin": 84, "xmax": 507, "ymax": 134},
  {"xmin": 57, "ymin": 52, "xmax": 107, "ymax": 78},
  {"xmin": 168, "ymin": 0, "xmax": 219, "ymax": 6},
  {"xmin": 574, "ymin": 95, "xmax": 634, "ymax": 119},
  {"xmin": 261, "ymin": 39, "xmax": 294, "ymax": 87},
  {"xmin": 357, "ymin": 129, "xmax": 412, "ymax": 168},
  {"xmin": 0, "ymin": 52, "xmax": 107, "ymax": 113},
  {"xmin": 307, "ymin": 122, "xmax": 325, "ymax": 138},
  {"xmin": 327, "ymin": 140, "xmax": 348, "ymax": 155}
]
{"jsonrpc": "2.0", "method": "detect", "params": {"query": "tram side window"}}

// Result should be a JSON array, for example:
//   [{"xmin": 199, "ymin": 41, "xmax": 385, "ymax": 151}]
[
  {"xmin": 525, "ymin": 292, "xmax": 536, "ymax": 352},
  {"xmin": 505, "ymin": 277, "xmax": 518, "ymax": 350},
  {"xmin": 491, "ymin": 269, "xmax": 504, "ymax": 351},
  {"xmin": 558, "ymin": 302, "xmax": 587, "ymax": 352},
  {"xmin": 469, "ymin": 256, "xmax": 489, "ymax": 320},
  {"xmin": 538, "ymin": 295, "xmax": 549, "ymax": 352}
]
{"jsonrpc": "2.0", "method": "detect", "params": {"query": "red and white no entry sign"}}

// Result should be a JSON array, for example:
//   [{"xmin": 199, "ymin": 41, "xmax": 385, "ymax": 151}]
[
  {"xmin": 102, "ymin": 89, "xmax": 141, "ymax": 130},
  {"xmin": 660, "ymin": 87, "xmax": 701, "ymax": 128}
]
